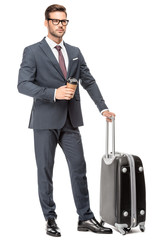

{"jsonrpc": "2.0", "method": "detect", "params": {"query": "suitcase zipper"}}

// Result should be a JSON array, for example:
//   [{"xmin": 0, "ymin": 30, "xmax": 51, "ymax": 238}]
[{"xmin": 126, "ymin": 154, "xmax": 137, "ymax": 228}]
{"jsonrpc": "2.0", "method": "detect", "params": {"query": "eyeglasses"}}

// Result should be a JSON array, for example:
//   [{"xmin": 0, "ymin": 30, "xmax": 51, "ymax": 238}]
[{"xmin": 47, "ymin": 18, "xmax": 69, "ymax": 26}]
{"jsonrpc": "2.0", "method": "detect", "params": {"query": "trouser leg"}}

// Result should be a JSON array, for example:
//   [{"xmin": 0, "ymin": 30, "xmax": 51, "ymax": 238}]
[
  {"xmin": 33, "ymin": 129, "xmax": 58, "ymax": 220},
  {"xmin": 59, "ymin": 119, "xmax": 94, "ymax": 221}
]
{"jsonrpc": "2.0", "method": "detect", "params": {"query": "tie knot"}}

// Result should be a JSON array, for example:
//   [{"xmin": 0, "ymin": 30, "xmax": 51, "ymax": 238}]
[{"xmin": 55, "ymin": 45, "xmax": 61, "ymax": 52}]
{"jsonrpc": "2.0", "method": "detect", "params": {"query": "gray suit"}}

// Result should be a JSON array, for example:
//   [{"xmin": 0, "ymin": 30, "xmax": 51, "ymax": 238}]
[
  {"xmin": 18, "ymin": 37, "xmax": 108, "ymax": 129},
  {"xmin": 18, "ymin": 37, "xmax": 108, "ymax": 221}
]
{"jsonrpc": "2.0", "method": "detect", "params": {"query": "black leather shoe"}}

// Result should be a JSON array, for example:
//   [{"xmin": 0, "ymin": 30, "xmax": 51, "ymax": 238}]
[
  {"xmin": 78, "ymin": 217, "xmax": 112, "ymax": 234},
  {"xmin": 46, "ymin": 218, "xmax": 61, "ymax": 237}
]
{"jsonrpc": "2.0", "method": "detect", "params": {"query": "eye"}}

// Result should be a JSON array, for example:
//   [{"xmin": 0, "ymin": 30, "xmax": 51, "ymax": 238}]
[
  {"xmin": 53, "ymin": 19, "xmax": 59, "ymax": 24},
  {"xmin": 61, "ymin": 20, "xmax": 69, "ymax": 26}
]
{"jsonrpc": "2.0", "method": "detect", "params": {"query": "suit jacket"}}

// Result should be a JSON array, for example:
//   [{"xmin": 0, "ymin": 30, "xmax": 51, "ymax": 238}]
[{"xmin": 18, "ymin": 37, "xmax": 108, "ymax": 129}]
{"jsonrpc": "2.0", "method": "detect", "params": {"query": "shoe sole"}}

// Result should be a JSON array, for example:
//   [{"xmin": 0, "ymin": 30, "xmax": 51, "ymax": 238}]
[
  {"xmin": 78, "ymin": 227, "xmax": 112, "ymax": 234},
  {"xmin": 78, "ymin": 227, "xmax": 89, "ymax": 232},
  {"xmin": 46, "ymin": 231, "xmax": 61, "ymax": 237}
]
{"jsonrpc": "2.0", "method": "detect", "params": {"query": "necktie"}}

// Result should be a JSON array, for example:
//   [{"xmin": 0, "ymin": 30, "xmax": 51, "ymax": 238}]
[{"xmin": 55, "ymin": 45, "xmax": 67, "ymax": 79}]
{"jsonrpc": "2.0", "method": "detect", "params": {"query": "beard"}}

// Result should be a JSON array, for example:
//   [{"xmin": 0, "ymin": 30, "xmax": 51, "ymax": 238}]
[{"xmin": 48, "ymin": 25, "xmax": 66, "ymax": 39}]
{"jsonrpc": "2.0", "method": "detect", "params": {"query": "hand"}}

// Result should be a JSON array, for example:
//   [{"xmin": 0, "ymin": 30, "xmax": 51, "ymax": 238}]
[
  {"xmin": 102, "ymin": 110, "xmax": 116, "ymax": 122},
  {"xmin": 55, "ymin": 86, "xmax": 75, "ymax": 100}
]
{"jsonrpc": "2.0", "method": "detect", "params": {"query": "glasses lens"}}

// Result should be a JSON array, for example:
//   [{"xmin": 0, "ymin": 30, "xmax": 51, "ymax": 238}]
[
  {"xmin": 62, "ymin": 20, "xmax": 68, "ymax": 26},
  {"xmin": 52, "ymin": 19, "xmax": 59, "ymax": 25},
  {"xmin": 49, "ymin": 19, "xmax": 69, "ymax": 26}
]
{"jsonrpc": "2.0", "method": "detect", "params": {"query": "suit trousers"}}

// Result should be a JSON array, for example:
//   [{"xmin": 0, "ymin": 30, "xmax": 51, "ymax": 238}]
[{"xmin": 33, "ymin": 115, "xmax": 94, "ymax": 221}]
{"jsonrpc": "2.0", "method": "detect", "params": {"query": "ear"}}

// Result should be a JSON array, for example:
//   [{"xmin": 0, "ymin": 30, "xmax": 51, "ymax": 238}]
[{"xmin": 44, "ymin": 20, "xmax": 48, "ymax": 27}]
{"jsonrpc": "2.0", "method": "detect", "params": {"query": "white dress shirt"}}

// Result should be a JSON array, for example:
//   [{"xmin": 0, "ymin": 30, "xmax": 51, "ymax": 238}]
[
  {"xmin": 45, "ymin": 36, "xmax": 69, "ymax": 101},
  {"xmin": 45, "ymin": 36, "xmax": 69, "ymax": 70},
  {"xmin": 45, "ymin": 36, "xmax": 109, "ymax": 114}
]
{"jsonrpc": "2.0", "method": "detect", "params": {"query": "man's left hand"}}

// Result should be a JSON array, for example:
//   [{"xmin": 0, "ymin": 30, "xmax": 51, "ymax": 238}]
[{"xmin": 102, "ymin": 110, "xmax": 116, "ymax": 122}]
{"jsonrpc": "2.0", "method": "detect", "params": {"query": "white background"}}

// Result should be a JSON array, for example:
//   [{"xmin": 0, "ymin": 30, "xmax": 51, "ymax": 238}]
[{"xmin": 0, "ymin": 0, "xmax": 160, "ymax": 239}]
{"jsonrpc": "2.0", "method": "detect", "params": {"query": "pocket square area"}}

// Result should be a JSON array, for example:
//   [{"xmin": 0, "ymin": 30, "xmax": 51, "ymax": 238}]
[{"xmin": 73, "ymin": 57, "xmax": 78, "ymax": 61}]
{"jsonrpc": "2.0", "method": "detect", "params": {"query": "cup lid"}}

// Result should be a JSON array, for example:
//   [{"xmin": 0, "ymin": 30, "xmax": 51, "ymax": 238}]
[{"xmin": 67, "ymin": 77, "xmax": 78, "ymax": 84}]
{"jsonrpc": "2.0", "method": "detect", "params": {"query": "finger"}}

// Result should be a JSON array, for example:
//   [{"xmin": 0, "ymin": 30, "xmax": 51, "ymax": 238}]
[
  {"xmin": 105, "ymin": 114, "xmax": 112, "ymax": 119},
  {"xmin": 66, "ymin": 91, "xmax": 74, "ymax": 97},
  {"xmin": 64, "ymin": 96, "xmax": 72, "ymax": 100},
  {"xmin": 106, "ymin": 115, "xmax": 113, "ymax": 121},
  {"xmin": 107, "ymin": 113, "xmax": 115, "ymax": 119},
  {"xmin": 66, "ymin": 87, "xmax": 75, "ymax": 92},
  {"xmin": 65, "ymin": 93, "xmax": 73, "ymax": 98},
  {"xmin": 110, "ymin": 112, "xmax": 116, "ymax": 117},
  {"xmin": 65, "ymin": 93, "xmax": 73, "ymax": 99},
  {"xmin": 67, "ymin": 91, "xmax": 75, "ymax": 96}
]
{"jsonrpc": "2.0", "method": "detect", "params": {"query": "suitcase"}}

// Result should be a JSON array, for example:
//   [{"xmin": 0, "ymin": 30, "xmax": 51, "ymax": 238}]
[{"xmin": 100, "ymin": 117, "xmax": 146, "ymax": 235}]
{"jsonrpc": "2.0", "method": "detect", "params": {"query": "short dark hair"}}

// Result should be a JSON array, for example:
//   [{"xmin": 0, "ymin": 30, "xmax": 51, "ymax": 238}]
[{"xmin": 45, "ymin": 4, "xmax": 67, "ymax": 19}]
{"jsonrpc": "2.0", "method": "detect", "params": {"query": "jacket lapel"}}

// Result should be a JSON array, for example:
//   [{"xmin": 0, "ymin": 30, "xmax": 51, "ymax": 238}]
[
  {"xmin": 39, "ymin": 38, "xmax": 65, "ymax": 80},
  {"xmin": 64, "ymin": 42, "xmax": 76, "ymax": 79}
]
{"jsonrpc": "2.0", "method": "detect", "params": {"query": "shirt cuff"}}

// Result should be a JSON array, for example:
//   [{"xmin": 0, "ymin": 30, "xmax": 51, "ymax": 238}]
[
  {"xmin": 54, "ymin": 89, "xmax": 57, "ymax": 102},
  {"xmin": 101, "ymin": 109, "xmax": 109, "ymax": 115}
]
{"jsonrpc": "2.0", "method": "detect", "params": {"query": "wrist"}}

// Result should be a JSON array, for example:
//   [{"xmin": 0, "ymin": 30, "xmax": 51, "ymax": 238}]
[{"xmin": 101, "ymin": 109, "xmax": 109, "ymax": 115}]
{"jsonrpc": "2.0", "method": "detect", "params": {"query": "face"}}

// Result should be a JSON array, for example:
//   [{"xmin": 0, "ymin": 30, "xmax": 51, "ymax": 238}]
[{"xmin": 45, "ymin": 11, "xmax": 67, "ymax": 43}]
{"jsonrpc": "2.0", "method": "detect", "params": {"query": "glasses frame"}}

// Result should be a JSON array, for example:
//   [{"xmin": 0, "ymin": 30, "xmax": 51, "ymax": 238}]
[{"xmin": 47, "ymin": 18, "xmax": 69, "ymax": 26}]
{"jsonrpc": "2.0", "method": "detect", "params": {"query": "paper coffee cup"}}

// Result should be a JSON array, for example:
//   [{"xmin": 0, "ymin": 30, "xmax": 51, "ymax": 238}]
[{"xmin": 67, "ymin": 77, "xmax": 78, "ymax": 91}]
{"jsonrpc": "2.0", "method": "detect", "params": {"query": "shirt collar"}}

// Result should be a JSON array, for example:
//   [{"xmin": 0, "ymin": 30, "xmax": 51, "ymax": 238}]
[{"xmin": 45, "ymin": 36, "xmax": 64, "ymax": 50}]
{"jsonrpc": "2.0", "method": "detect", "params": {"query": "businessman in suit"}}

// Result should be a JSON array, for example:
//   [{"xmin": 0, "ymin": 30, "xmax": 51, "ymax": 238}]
[{"xmin": 18, "ymin": 4, "xmax": 115, "ymax": 237}]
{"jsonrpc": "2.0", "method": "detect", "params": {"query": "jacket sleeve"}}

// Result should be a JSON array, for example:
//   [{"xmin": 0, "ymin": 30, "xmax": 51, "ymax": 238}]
[
  {"xmin": 17, "ymin": 46, "xmax": 55, "ymax": 102},
  {"xmin": 78, "ymin": 49, "xmax": 108, "ymax": 112}
]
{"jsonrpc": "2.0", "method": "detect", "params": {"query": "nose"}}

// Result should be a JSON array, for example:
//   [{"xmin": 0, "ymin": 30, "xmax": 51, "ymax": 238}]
[{"xmin": 58, "ymin": 21, "xmax": 63, "ymax": 26}]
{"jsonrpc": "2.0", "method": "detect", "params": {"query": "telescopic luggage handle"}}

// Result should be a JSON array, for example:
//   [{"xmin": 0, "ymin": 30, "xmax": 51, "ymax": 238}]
[{"xmin": 105, "ymin": 116, "xmax": 116, "ymax": 164}]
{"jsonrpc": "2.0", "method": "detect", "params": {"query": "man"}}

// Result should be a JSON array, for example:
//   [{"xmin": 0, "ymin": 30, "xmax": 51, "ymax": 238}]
[{"xmin": 18, "ymin": 4, "xmax": 115, "ymax": 237}]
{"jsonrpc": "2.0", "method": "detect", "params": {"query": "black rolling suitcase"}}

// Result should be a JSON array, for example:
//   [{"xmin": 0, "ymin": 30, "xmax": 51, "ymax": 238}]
[{"xmin": 100, "ymin": 117, "xmax": 146, "ymax": 235}]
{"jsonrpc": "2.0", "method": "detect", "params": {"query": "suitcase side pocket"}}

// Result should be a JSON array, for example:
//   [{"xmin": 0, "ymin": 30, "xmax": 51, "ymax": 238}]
[{"xmin": 116, "ymin": 156, "xmax": 131, "ymax": 227}]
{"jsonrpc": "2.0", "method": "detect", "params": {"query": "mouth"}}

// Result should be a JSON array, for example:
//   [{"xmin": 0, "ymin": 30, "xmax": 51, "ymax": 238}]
[{"xmin": 57, "ymin": 28, "xmax": 64, "ymax": 32}]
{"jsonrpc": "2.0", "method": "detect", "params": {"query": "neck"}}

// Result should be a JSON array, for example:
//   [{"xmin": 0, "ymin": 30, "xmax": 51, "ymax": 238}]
[{"xmin": 47, "ymin": 34, "xmax": 62, "ymax": 44}]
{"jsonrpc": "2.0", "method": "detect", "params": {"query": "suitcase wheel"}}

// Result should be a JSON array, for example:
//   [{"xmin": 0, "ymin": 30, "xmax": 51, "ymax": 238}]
[
  {"xmin": 140, "ymin": 226, "xmax": 145, "ymax": 232},
  {"xmin": 124, "ymin": 228, "xmax": 131, "ymax": 233},
  {"xmin": 139, "ymin": 222, "xmax": 145, "ymax": 232},
  {"xmin": 115, "ymin": 223, "xmax": 128, "ymax": 235},
  {"xmin": 119, "ymin": 228, "xmax": 126, "ymax": 235}
]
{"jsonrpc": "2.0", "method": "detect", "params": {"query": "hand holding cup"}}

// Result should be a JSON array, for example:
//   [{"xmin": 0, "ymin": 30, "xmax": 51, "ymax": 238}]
[{"xmin": 55, "ymin": 77, "xmax": 78, "ymax": 100}]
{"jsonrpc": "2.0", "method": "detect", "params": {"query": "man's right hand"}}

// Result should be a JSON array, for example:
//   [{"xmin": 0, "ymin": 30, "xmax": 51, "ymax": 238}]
[{"xmin": 55, "ymin": 86, "xmax": 75, "ymax": 100}]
